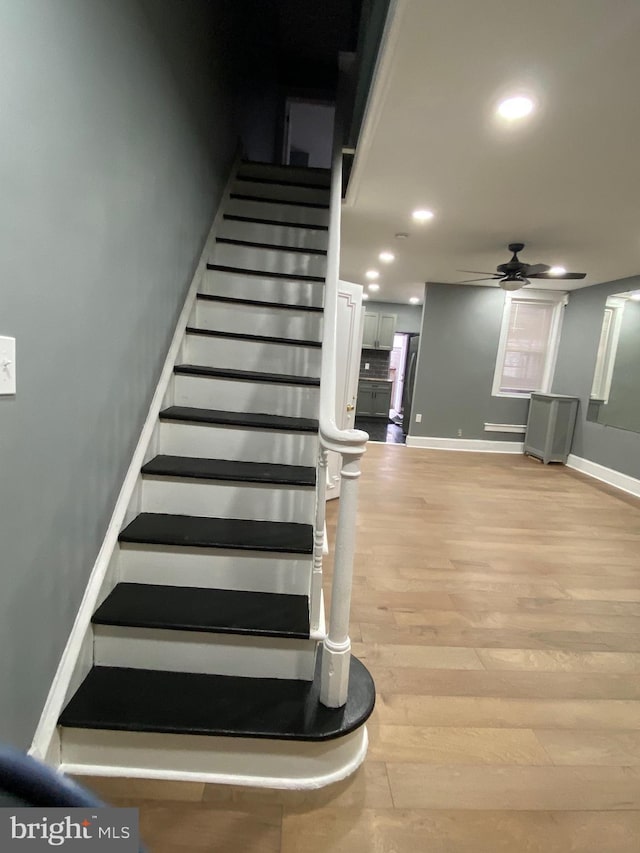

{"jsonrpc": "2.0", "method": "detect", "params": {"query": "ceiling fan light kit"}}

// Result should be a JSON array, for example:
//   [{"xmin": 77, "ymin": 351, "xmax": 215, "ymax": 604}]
[{"xmin": 457, "ymin": 242, "xmax": 586, "ymax": 290}]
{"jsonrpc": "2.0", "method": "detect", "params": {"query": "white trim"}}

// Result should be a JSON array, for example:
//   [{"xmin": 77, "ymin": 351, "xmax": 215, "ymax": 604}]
[
  {"xmin": 59, "ymin": 726, "xmax": 368, "ymax": 791},
  {"xmin": 29, "ymin": 159, "xmax": 239, "ymax": 766},
  {"xmin": 344, "ymin": 0, "xmax": 405, "ymax": 208},
  {"xmin": 484, "ymin": 423, "xmax": 527, "ymax": 434},
  {"xmin": 492, "ymin": 290, "xmax": 568, "ymax": 398},
  {"xmin": 566, "ymin": 454, "xmax": 640, "ymax": 500},
  {"xmin": 407, "ymin": 436, "xmax": 524, "ymax": 453}
]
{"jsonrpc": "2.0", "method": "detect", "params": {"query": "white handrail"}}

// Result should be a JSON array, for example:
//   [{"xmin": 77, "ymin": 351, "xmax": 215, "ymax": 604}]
[{"xmin": 317, "ymin": 112, "xmax": 368, "ymax": 708}]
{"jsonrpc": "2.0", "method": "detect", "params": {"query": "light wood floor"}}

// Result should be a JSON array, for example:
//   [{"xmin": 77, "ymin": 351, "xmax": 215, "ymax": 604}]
[{"xmin": 81, "ymin": 444, "xmax": 640, "ymax": 851}]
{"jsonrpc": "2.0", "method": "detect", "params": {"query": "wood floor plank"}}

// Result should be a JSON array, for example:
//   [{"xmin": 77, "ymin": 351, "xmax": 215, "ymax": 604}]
[
  {"xmin": 476, "ymin": 648, "xmax": 640, "ymax": 673},
  {"xmin": 281, "ymin": 808, "xmax": 640, "ymax": 853},
  {"xmin": 367, "ymin": 725, "xmax": 551, "ymax": 764},
  {"xmin": 386, "ymin": 764, "xmax": 640, "ymax": 810},
  {"xmin": 535, "ymin": 730, "xmax": 640, "ymax": 765},
  {"xmin": 374, "ymin": 694, "xmax": 640, "ymax": 729}
]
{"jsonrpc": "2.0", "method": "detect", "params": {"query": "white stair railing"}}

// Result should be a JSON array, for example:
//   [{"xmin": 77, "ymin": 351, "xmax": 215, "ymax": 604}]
[{"xmin": 315, "ymin": 116, "xmax": 368, "ymax": 708}]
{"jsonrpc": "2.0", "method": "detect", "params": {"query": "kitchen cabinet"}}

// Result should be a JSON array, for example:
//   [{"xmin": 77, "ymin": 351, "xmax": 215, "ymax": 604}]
[
  {"xmin": 356, "ymin": 381, "xmax": 392, "ymax": 417},
  {"xmin": 362, "ymin": 312, "xmax": 397, "ymax": 350},
  {"xmin": 524, "ymin": 393, "xmax": 579, "ymax": 464}
]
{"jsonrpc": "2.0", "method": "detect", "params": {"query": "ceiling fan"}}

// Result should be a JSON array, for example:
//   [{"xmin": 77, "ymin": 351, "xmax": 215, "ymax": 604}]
[{"xmin": 457, "ymin": 243, "xmax": 587, "ymax": 291}]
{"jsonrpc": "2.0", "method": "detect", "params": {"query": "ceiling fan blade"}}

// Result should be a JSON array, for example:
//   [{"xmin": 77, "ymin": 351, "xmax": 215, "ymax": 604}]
[
  {"xmin": 457, "ymin": 269, "xmax": 497, "ymax": 276},
  {"xmin": 523, "ymin": 263, "xmax": 551, "ymax": 275},
  {"xmin": 529, "ymin": 271, "xmax": 587, "ymax": 280},
  {"xmin": 457, "ymin": 276, "xmax": 500, "ymax": 283}
]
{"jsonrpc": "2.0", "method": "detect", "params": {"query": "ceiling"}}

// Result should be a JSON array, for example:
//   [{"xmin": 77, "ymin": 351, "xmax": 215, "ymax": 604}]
[{"xmin": 340, "ymin": 0, "xmax": 640, "ymax": 304}]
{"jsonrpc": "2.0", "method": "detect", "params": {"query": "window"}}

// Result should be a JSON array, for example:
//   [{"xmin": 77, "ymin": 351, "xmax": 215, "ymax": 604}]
[
  {"xmin": 492, "ymin": 290, "xmax": 568, "ymax": 397},
  {"xmin": 590, "ymin": 297, "xmax": 625, "ymax": 402}
]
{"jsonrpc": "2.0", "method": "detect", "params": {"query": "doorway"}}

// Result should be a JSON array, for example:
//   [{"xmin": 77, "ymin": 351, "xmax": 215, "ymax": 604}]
[
  {"xmin": 389, "ymin": 333, "xmax": 410, "ymax": 418},
  {"xmin": 282, "ymin": 98, "xmax": 335, "ymax": 168}
]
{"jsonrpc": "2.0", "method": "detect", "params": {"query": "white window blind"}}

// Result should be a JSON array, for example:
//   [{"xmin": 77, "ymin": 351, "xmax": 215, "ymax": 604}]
[{"xmin": 492, "ymin": 291, "xmax": 567, "ymax": 397}]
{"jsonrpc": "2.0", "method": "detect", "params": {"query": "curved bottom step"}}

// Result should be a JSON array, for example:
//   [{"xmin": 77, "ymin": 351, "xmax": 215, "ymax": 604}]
[{"xmin": 60, "ymin": 726, "xmax": 369, "ymax": 791}]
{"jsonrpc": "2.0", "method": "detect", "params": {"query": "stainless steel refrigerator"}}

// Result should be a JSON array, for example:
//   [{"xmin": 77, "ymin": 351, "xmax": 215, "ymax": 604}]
[{"xmin": 401, "ymin": 334, "xmax": 420, "ymax": 434}]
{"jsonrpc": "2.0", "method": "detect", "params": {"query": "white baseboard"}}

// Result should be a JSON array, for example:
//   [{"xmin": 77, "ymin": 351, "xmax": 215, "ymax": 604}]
[
  {"xmin": 406, "ymin": 436, "xmax": 524, "ymax": 453},
  {"xmin": 29, "ymin": 158, "xmax": 239, "ymax": 766},
  {"xmin": 567, "ymin": 454, "xmax": 640, "ymax": 500}
]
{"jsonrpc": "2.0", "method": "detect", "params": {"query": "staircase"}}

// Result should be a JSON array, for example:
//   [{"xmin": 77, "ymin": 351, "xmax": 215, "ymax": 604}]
[{"xmin": 55, "ymin": 161, "xmax": 375, "ymax": 788}]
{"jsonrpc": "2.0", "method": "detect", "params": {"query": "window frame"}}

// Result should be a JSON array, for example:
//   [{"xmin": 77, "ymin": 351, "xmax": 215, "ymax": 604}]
[{"xmin": 492, "ymin": 289, "xmax": 569, "ymax": 399}]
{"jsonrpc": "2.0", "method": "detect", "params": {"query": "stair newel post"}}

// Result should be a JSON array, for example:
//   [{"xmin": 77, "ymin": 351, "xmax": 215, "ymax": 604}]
[
  {"xmin": 310, "ymin": 447, "xmax": 329, "ymax": 633},
  {"xmin": 320, "ymin": 449, "xmax": 363, "ymax": 708}
]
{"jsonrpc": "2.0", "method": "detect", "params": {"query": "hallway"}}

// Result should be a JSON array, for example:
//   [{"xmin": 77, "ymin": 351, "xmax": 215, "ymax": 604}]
[{"xmin": 81, "ymin": 443, "xmax": 640, "ymax": 851}]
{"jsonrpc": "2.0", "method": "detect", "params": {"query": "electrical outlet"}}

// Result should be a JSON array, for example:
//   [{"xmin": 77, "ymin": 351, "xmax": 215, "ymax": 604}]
[
  {"xmin": 365, "ymin": 363, "xmax": 370, "ymax": 370},
  {"xmin": 415, "ymin": 413, "xmax": 422, "ymax": 423},
  {"xmin": 457, "ymin": 428, "xmax": 463, "ymax": 437}
]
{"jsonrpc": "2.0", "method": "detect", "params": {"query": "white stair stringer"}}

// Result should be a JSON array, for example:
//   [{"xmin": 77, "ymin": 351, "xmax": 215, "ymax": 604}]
[{"xmin": 60, "ymin": 726, "xmax": 368, "ymax": 790}]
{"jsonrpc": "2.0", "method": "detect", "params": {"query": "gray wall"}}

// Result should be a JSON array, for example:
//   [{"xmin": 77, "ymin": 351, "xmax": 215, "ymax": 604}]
[
  {"xmin": 367, "ymin": 300, "xmax": 423, "ymax": 333},
  {"xmin": 0, "ymin": 0, "xmax": 239, "ymax": 748},
  {"xmin": 410, "ymin": 284, "xmax": 528, "ymax": 440},
  {"xmin": 553, "ymin": 276, "xmax": 640, "ymax": 479}
]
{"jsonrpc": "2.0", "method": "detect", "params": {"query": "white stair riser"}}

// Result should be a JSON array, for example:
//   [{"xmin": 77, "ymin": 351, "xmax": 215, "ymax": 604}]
[
  {"xmin": 93, "ymin": 626, "xmax": 316, "ymax": 680},
  {"xmin": 237, "ymin": 162, "xmax": 330, "ymax": 188},
  {"xmin": 60, "ymin": 727, "xmax": 368, "ymax": 789},
  {"xmin": 141, "ymin": 477, "xmax": 315, "ymax": 523},
  {"xmin": 213, "ymin": 243, "xmax": 326, "ymax": 279},
  {"xmin": 226, "ymin": 197, "xmax": 329, "ymax": 227},
  {"xmin": 159, "ymin": 421, "xmax": 318, "ymax": 467},
  {"xmin": 201, "ymin": 270, "xmax": 324, "ymax": 309},
  {"xmin": 118, "ymin": 544, "xmax": 312, "ymax": 596},
  {"xmin": 174, "ymin": 374, "xmax": 319, "ymax": 419},
  {"xmin": 184, "ymin": 333, "xmax": 322, "ymax": 376},
  {"xmin": 196, "ymin": 299, "xmax": 322, "ymax": 341},
  {"xmin": 219, "ymin": 218, "xmax": 328, "ymax": 251},
  {"xmin": 232, "ymin": 179, "xmax": 329, "ymax": 206}
]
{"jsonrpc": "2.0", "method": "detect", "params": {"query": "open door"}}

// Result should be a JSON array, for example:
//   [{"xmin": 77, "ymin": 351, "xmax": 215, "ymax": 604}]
[{"xmin": 326, "ymin": 281, "xmax": 364, "ymax": 500}]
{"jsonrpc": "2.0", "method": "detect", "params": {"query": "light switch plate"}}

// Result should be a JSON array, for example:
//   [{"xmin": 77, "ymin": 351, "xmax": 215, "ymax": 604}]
[
  {"xmin": 415, "ymin": 413, "xmax": 422, "ymax": 423},
  {"xmin": 0, "ymin": 336, "xmax": 16, "ymax": 395},
  {"xmin": 365, "ymin": 363, "xmax": 370, "ymax": 370}
]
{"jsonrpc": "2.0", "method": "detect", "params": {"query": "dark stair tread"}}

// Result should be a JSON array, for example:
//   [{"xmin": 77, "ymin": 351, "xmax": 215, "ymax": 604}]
[
  {"xmin": 223, "ymin": 214, "xmax": 329, "ymax": 232},
  {"xmin": 141, "ymin": 455, "xmax": 316, "ymax": 487},
  {"xmin": 58, "ymin": 655, "xmax": 375, "ymax": 741},
  {"xmin": 230, "ymin": 193, "xmax": 329, "ymax": 210},
  {"xmin": 206, "ymin": 263, "xmax": 324, "ymax": 283},
  {"xmin": 235, "ymin": 175, "xmax": 331, "ymax": 191},
  {"xmin": 185, "ymin": 326, "xmax": 322, "ymax": 348},
  {"xmin": 119, "ymin": 513, "xmax": 313, "ymax": 554},
  {"xmin": 92, "ymin": 583, "xmax": 310, "ymax": 638},
  {"xmin": 159, "ymin": 406, "xmax": 319, "ymax": 433},
  {"xmin": 197, "ymin": 293, "xmax": 324, "ymax": 313},
  {"xmin": 174, "ymin": 364, "xmax": 320, "ymax": 387},
  {"xmin": 215, "ymin": 237, "xmax": 327, "ymax": 256}
]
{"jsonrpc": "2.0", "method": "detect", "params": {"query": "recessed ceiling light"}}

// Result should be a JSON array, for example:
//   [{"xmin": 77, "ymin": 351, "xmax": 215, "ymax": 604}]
[
  {"xmin": 379, "ymin": 251, "xmax": 395, "ymax": 263},
  {"xmin": 409, "ymin": 297, "xmax": 420, "ymax": 304},
  {"xmin": 362, "ymin": 292, "xmax": 369, "ymax": 300},
  {"xmin": 368, "ymin": 283, "xmax": 380, "ymax": 292},
  {"xmin": 497, "ymin": 95, "xmax": 534, "ymax": 120},
  {"xmin": 412, "ymin": 209, "xmax": 434, "ymax": 223},
  {"xmin": 365, "ymin": 269, "xmax": 379, "ymax": 280},
  {"xmin": 549, "ymin": 266, "xmax": 566, "ymax": 276}
]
